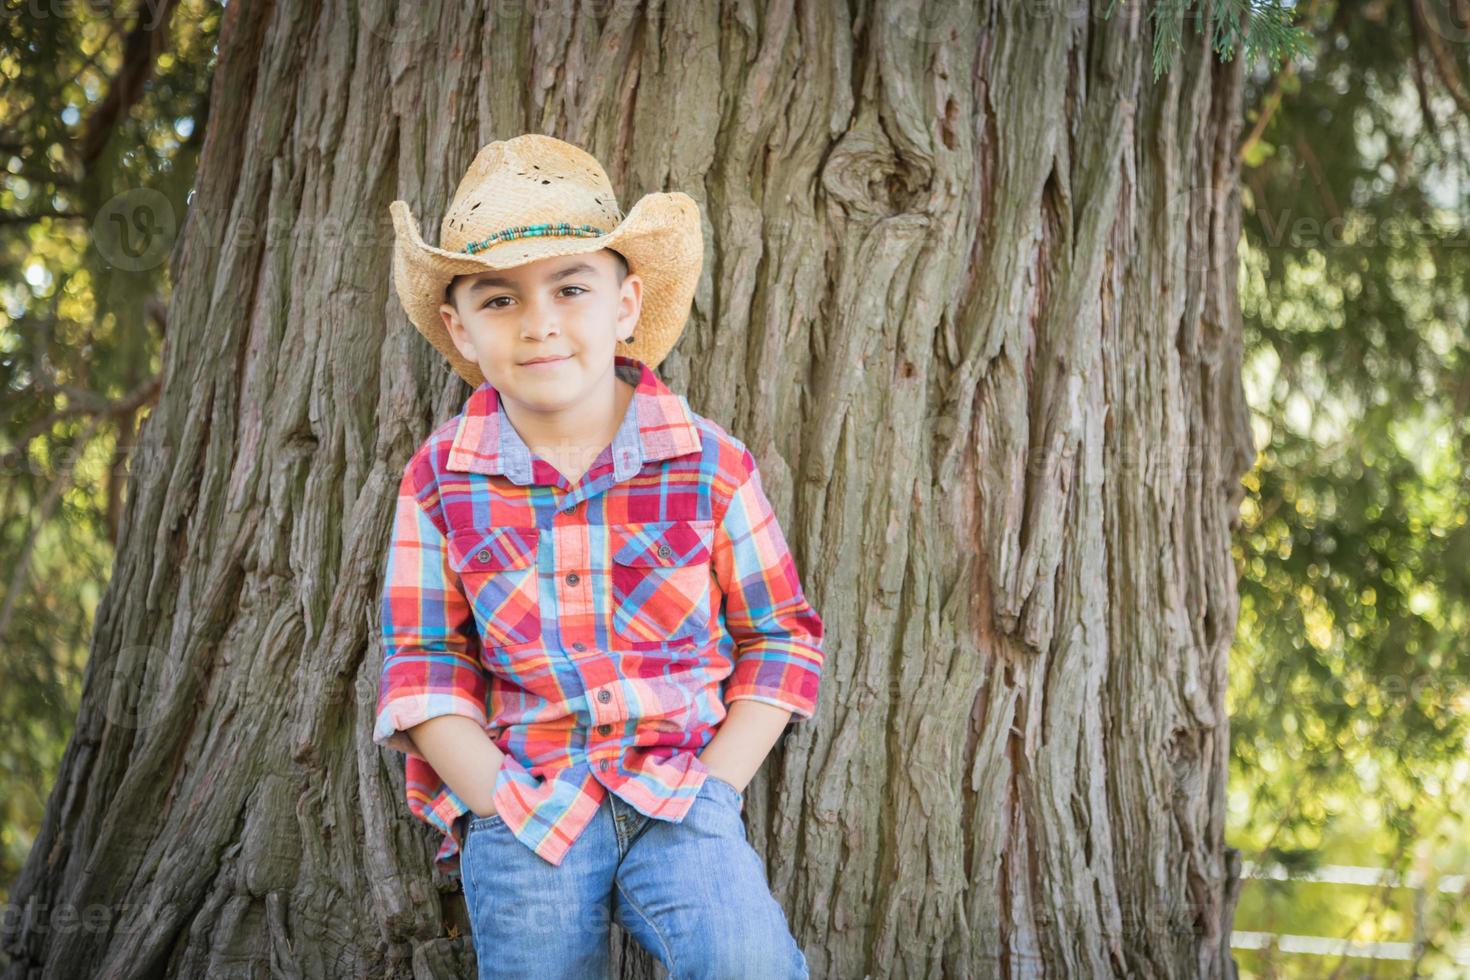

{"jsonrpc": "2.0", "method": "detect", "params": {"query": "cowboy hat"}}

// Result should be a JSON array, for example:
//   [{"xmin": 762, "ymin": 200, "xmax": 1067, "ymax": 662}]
[{"xmin": 388, "ymin": 133, "xmax": 703, "ymax": 387}]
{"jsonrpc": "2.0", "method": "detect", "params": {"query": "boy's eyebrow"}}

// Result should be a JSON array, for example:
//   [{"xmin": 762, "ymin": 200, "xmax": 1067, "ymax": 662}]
[{"xmin": 465, "ymin": 261, "xmax": 597, "ymax": 294}]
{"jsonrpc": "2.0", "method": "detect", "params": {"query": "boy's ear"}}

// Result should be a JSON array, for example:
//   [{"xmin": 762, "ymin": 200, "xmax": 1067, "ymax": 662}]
[
  {"xmin": 440, "ymin": 303, "xmax": 477, "ymax": 361},
  {"xmin": 616, "ymin": 272, "xmax": 643, "ymax": 343}
]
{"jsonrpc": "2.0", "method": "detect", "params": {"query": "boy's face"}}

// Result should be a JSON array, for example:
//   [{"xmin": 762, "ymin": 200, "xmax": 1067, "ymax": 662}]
[{"xmin": 440, "ymin": 249, "xmax": 641, "ymax": 413}]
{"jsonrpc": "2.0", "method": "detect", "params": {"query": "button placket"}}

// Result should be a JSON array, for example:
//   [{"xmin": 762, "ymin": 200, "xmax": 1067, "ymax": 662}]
[
  {"xmin": 589, "ymin": 686, "xmax": 622, "ymax": 777},
  {"xmin": 589, "ymin": 685, "xmax": 618, "ymax": 724}
]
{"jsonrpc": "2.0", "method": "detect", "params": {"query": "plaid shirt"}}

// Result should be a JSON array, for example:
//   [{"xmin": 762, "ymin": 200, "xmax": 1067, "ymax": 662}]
[{"xmin": 373, "ymin": 355, "xmax": 824, "ymax": 879}]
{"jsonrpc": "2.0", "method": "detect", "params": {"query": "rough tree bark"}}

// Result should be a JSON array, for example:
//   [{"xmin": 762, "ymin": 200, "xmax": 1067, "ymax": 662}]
[{"xmin": 2, "ymin": 0, "xmax": 1253, "ymax": 977}]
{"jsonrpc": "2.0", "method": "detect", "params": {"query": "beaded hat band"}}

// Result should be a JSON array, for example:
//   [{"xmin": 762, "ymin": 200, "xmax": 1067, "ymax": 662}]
[
  {"xmin": 388, "ymin": 134, "xmax": 703, "ymax": 388},
  {"xmin": 464, "ymin": 222, "xmax": 605, "ymax": 254}
]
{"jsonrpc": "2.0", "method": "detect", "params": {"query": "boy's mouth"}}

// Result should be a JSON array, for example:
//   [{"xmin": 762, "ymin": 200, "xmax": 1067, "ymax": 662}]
[{"xmin": 520, "ymin": 353, "xmax": 572, "ymax": 367}]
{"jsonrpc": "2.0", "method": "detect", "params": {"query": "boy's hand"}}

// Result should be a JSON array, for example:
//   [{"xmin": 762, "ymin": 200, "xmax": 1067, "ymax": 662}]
[
  {"xmin": 699, "ymin": 700, "xmax": 795, "ymax": 795},
  {"xmin": 405, "ymin": 715, "xmax": 506, "ymax": 819}
]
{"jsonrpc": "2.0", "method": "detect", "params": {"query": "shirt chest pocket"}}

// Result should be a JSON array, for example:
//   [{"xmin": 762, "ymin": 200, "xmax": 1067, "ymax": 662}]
[
  {"xmin": 446, "ymin": 526, "xmax": 543, "ymax": 647},
  {"xmin": 608, "ymin": 520, "xmax": 716, "ymax": 645}
]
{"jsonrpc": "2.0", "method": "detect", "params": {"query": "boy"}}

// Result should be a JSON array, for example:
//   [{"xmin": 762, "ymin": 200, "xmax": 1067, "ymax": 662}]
[{"xmin": 375, "ymin": 134, "xmax": 825, "ymax": 980}]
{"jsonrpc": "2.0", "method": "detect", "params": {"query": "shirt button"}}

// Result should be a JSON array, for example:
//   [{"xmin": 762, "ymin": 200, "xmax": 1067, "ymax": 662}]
[
  {"xmin": 598, "ymin": 724, "xmax": 612, "ymax": 735},
  {"xmin": 657, "ymin": 544, "xmax": 672, "ymax": 560},
  {"xmin": 597, "ymin": 690, "xmax": 611, "ymax": 703},
  {"xmin": 566, "ymin": 572, "xmax": 580, "ymax": 586},
  {"xmin": 572, "ymin": 641, "xmax": 586, "ymax": 652},
  {"xmin": 476, "ymin": 549, "xmax": 492, "ymax": 563},
  {"xmin": 599, "ymin": 759, "xmax": 609, "ymax": 771}
]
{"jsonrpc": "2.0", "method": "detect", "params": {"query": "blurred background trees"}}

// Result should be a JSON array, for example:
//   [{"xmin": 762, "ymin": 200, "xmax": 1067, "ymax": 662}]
[
  {"xmin": 0, "ymin": 0, "xmax": 216, "ymax": 896},
  {"xmin": 1229, "ymin": 1, "xmax": 1470, "ymax": 973},
  {"xmin": 0, "ymin": 0, "xmax": 1465, "ymax": 975}
]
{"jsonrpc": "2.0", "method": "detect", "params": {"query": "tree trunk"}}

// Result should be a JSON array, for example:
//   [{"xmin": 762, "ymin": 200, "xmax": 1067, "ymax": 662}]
[{"xmin": 2, "ymin": 1, "xmax": 1253, "ymax": 977}]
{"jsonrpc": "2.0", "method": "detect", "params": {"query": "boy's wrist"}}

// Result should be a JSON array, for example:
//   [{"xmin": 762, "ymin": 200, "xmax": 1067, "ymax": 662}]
[
  {"xmin": 701, "ymin": 760, "xmax": 748, "ymax": 794},
  {"xmin": 700, "ymin": 699, "xmax": 794, "ymax": 793},
  {"xmin": 466, "ymin": 766, "xmax": 502, "ymax": 817}
]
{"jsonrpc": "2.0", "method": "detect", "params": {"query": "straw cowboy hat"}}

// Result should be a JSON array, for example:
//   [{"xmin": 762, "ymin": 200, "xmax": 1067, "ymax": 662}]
[{"xmin": 388, "ymin": 134, "xmax": 703, "ymax": 388}]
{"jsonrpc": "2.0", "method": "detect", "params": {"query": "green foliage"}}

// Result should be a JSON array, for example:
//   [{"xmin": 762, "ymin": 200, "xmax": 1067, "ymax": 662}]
[
  {"xmin": 1230, "ymin": 0, "xmax": 1470, "ymax": 970},
  {"xmin": 1106, "ymin": 0, "xmax": 1315, "ymax": 80},
  {"xmin": 0, "ymin": 0, "xmax": 221, "ymax": 904}
]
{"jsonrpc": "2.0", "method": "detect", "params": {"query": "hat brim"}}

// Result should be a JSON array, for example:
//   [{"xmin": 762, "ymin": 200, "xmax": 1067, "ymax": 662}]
[{"xmin": 389, "ymin": 192, "xmax": 703, "ymax": 388}]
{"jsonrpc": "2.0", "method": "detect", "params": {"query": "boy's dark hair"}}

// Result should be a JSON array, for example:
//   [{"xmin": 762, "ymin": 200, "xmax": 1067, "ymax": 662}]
[{"xmin": 445, "ymin": 247, "xmax": 629, "ymax": 308}]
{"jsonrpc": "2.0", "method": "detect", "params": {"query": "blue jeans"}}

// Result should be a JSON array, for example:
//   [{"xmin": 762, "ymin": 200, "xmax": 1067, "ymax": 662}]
[{"xmin": 458, "ymin": 775, "xmax": 810, "ymax": 979}]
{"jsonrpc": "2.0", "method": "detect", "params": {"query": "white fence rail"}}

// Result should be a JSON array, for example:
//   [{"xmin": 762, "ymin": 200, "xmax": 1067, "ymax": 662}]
[{"xmin": 1230, "ymin": 862, "xmax": 1470, "ymax": 965}]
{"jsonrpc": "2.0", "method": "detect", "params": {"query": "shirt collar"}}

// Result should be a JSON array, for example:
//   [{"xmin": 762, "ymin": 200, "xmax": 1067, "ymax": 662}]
[{"xmin": 445, "ymin": 354, "xmax": 702, "ymax": 482}]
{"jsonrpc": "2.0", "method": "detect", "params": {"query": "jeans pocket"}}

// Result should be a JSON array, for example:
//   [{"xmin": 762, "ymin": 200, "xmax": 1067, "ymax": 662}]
[
  {"xmin": 468, "ymin": 811, "xmax": 506, "ymax": 836},
  {"xmin": 704, "ymin": 774, "xmax": 745, "ymax": 807},
  {"xmin": 462, "ymin": 811, "xmax": 507, "ymax": 905}
]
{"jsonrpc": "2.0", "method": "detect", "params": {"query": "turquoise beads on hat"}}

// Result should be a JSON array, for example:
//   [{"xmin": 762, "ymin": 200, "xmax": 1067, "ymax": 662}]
[{"xmin": 464, "ymin": 222, "xmax": 606, "ymax": 255}]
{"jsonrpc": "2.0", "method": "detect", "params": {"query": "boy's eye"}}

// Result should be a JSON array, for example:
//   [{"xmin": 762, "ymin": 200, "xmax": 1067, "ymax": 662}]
[{"xmin": 481, "ymin": 285, "xmax": 586, "ymax": 310}]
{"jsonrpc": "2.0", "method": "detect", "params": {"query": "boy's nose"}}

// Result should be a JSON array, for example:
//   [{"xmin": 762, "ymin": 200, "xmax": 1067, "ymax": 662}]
[{"xmin": 521, "ymin": 318, "xmax": 560, "ymax": 340}]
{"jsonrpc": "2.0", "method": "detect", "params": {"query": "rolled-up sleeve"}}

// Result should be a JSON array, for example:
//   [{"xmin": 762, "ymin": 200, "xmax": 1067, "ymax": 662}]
[
  {"xmin": 713, "ymin": 450, "xmax": 825, "ymax": 723},
  {"xmin": 373, "ymin": 468, "xmax": 488, "ymax": 758}
]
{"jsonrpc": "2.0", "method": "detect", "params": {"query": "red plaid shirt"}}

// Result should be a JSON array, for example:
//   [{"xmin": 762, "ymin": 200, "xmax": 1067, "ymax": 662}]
[{"xmin": 373, "ymin": 355, "xmax": 824, "ymax": 878}]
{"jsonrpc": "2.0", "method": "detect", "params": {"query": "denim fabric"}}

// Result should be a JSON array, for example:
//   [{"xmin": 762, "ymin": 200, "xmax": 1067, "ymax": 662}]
[{"xmin": 458, "ymin": 776, "xmax": 809, "ymax": 979}]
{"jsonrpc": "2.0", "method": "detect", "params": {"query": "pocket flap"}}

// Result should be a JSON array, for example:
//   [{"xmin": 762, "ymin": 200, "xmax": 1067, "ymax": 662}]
[
  {"xmin": 446, "ymin": 526, "xmax": 539, "ymax": 572},
  {"xmin": 610, "ymin": 520, "xmax": 715, "ymax": 568}
]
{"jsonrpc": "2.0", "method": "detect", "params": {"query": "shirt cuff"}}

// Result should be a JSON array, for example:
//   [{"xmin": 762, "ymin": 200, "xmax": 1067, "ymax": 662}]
[
  {"xmin": 722, "ymin": 638, "xmax": 822, "ymax": 721},
  {"xmin": 373, "ymin": 696, "xmax": 489, "ymax": 759}
]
